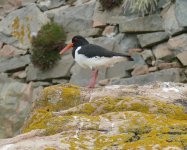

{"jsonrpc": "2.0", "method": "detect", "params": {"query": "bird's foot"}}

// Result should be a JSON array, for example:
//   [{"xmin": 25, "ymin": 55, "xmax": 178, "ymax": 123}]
[
  {"xmin": 86, "ymin": 83, "xmax": 95, "ymax": 89},
  {"xmin": 86, "ymin": 69, "xmax": 98, "ymax": 89}
]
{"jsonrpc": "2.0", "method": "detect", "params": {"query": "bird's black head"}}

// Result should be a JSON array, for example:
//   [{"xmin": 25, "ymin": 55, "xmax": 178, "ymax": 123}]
[
  {"xmin": 59, "ymin": 35, "xmax": 89, "ymax": 56},
  {"xmin": 72, "ymin": 35, "xmax": 89, "ymax": 47}
]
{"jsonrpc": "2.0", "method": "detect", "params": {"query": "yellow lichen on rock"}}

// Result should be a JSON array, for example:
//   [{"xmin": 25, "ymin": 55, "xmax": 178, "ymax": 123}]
[
  {"xmin": 44, "ymin": 148, "xmax": 56, "ymax": 150},
  {"xmin": 22, "ymin": 84, "xmax": 187, "ymax": 149},
  {"xmin": 60, "ymin": 96, "xmax": 187, "ymax": 120},
  {"xmin": 35, "ymin": 84, "xmax": 81, "ymax": 111},
  {"xmin": 23, "ymin": 84, "xmax": 82, "ymax": 134},
  {"xmin": 23, "ymin": 109, "xmax": 52, "ymax": 133},
  {"xmin": 11, "ymin": 16, "xmax": 32, "ymax": 44}
]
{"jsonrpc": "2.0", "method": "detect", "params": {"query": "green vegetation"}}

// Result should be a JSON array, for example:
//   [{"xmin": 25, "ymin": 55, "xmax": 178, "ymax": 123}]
[
  {"xmin": 31, "ymin": 22, "xmax": 66, "ymax": 70},
  {"xmin": 99, "ymin": 0, "xmax": 123, "ymax": 10},
  {"xmin": 123, "ymin": 0, "xmax": 159, "ymax": 16},
  {"xmin": 99, "ymin": 0, "xmax": 164, "ymax": 16}
]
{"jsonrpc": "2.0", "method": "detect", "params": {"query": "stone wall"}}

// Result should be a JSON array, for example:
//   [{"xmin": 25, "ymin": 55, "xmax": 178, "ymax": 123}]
[
  {"xmin": 0, "ymin": 0, "xmax": 187, "ymax": 138},
  {"xmin": 0, "ymin": 0, "xmax": 187, "ymax": 88}
]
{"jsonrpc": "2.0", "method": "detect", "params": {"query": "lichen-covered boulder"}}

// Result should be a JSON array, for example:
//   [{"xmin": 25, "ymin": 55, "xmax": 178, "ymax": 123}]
[
  {"xmin": 0, "ymin": 83, "xmax": 187, "ymax": 149},
  {"xmin": 0, "ymin": 4, "xmax": 49, "ymax": 50}
]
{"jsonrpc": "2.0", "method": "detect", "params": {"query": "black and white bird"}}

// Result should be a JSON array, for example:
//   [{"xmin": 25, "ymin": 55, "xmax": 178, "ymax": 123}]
[{"xmin": 60, "ymin": 35, "xmax": 131, "ymax": 88}]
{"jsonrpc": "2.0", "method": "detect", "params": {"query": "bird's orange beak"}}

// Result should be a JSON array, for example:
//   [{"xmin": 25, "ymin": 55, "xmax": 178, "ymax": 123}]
[{"xmin": 60, "ymin": 43, "xmax": 74, "ymax": 55}]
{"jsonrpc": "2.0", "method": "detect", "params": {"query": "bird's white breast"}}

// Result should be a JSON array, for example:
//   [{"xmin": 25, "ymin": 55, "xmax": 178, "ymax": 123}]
[{"xmin": 74, "ymin": 46, "xmax": 127, "ymax": 70}]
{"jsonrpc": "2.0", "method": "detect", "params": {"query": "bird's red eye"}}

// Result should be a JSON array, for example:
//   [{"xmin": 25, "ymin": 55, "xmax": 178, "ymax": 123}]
[{"xmin": 74, "ymin": 38, "xmax": 78, "ymax": 41}]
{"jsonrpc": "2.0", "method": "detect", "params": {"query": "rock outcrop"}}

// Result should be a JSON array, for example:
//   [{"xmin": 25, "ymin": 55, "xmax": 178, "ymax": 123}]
[
  {"xmin": 0, "ymin": 83, "xmax": 186, "ymax": 149},
  {"xmin": 0, "ymin": 74, "xmax": 33, "ymax": 138}
]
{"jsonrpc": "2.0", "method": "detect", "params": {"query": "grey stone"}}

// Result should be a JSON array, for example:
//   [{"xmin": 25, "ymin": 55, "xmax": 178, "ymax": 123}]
[
  {"xmin": 93, "ymin": 1, "xmax": 122, "ymax": 27},
  {"xmin": 109, "ymin": 61, "xmax": 136, "ymax": 71},
  {"xmin": 92, "ymin": 1, "xmax": 107, "ymax": 27},
  {"xmin": 52, "ymin": 79, "xmax": 69, "ymax": 84},
  {"xmin": 67, "ymin": 28, "xmax": 103, "ymax": 41},
  {"xmin": 32, "ymin": 81, "xmax": 51, "ymax": 88},
  {"xmin": 45, "ymin": 1, "xmax": 95, "ymax": 32},
  {"xmin": 168, "ymin": 34, "xmax": 187, "ymax": 52},
  {"xmin": 0, "ymin": 55, "xmax": 31, "ymax": 73},
  {"xmin": 70, "ymin": 64, "xmax": 106, "ymax": 86},
  {"xmin": 149, "ymin": 66, "xmax": 158, "ymax": 72},
  {"xmin": 92, "ymin": 35, "xmax": 138, "ymax": 56},
  {"xmin": 137, "ymin": 32, "xmax": 169, "ymax": 48},
  {"xmin": 162, "ymin": 4, "xmax": 184, "ymax": 35},
  {"xmin": 177, "ymin": 51, "xmax": 187, "ymax": 66},
  {"xmin": 0, "ymin": 44, "xmax": 26, "ymax": 58},
  {"xmin": 0, "ymin": 32, "xmax": 17, "ymax": 47},
  {"xmin": 153, "ymin": 43, "xmax": 174, "ymax": 60},
  {"xmin": 22, "ymin": 0, "xmax": 37, "ymax": 5},
  {"xmin": 110, "ymin": 68, "xmax": 186, "ymax": 85},
  {"xmin": 12, "ymin": 70, "xmax": 27, "ymax": 79},
  {"xmin": 113, "ymin": 34, "xmax": 139, "ymax": 54},
  {"xmin": 80, "ymin": 28, "xmax": 103, "ymax": 38},
  {"xmin": 157, "ymin": 62, "xmax": 181, "ymax": 70},
  {"xmin": 0, "ymin": 75, "xmax": 32, "ymax": 138},
  {"xmin": 0, "ymin": 41, "xmax": 3, "ymax": 48},
  {"xmin": 102, "ymin": 26, "xmax": 118, "ymax": 38},
  {"xmin": 131, "ymin": 53, "xmax": 146, "ymax": 65},
  {"xmin": 26, "ymin": 54, "xmax": 74, "ymax": 81},
  {"xmin": 141, "ymin": 50, "xmax": 153, "ymax": 60},
  {"xmin": 158, "ymin": 0, "xmax": 171, "ymax": 9},
  {"xmin": 74, "ymin": 0, "xmax": 93, "ymax": 5},
  {"xmin": 153, "ymin": 59, "xmax": 165, "ymax": 66},
  {"xmin": 175, "ymin": 0, "xmax": 187, "ymax": 27},
  {"xmin": 89, "ymin": 36, "xmax": 116, "ymax": 51},
  {"xmin": 141, "ymin": 49, "xmax": 155, "ymax": 65},
  {"xmin": 119, "ymin": 15, "xmax": 164, "ymax": 33},
  {"xmin": 0, "ymin": 4, "xmax": 49, "ymax": 50},
  {"xmin": 0, "ymin": 0, "xmax": 22, "ymax": 17},
  {"xmin": 106, "ymin": 16, "xmax": 130, "ymax": 25},
  {"xmin": 185, "ymin": 69, "xmax": 187, "ymax": 76},
  {"xmin": 106, "ymin": 61, "xmax": 131, "ymax": 79},
  {"xmin": 131, "ymin": 65, "xmax": 149, "ymax": 76},
  {"xmin": 32, "ymin": 86, "xmax": 43, "ymax": 102},
  {"xmin": 37, "ymin": 0, "xmax": 66, "ymax": 11}
]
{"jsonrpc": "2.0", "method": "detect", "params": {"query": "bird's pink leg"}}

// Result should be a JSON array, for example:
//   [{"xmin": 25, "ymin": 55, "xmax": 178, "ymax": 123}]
[{"xmin": 87, "ymin": 69, "xmax": 98, "ymax": 88}]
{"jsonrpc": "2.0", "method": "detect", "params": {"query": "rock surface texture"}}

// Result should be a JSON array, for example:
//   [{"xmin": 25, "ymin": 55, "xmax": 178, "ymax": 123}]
[
  {"xmin": 0, "ymin": 74, "xmax": 33, "ymax": 138},
  {"xmin": 0, "ymin": 83, "xmax": 186, "ymax": 149}
]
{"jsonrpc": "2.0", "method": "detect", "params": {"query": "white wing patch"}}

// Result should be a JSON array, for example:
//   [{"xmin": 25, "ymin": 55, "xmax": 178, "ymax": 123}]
[{"xmin": 74, "ymin": 47, "xmax": 127, "ymax": 69}]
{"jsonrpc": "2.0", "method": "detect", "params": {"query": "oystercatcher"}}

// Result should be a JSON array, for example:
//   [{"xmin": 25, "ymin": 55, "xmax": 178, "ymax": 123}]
[{"xmin": 60, "ymin": 35, "xmax": 131, "ymax": 88}]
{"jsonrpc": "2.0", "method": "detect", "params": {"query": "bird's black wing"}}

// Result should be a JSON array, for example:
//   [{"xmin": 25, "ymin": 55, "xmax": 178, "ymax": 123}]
[{"xmin": 78, "ymin": 44, "xmax": 130, "ymax": 58}]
